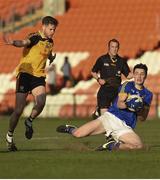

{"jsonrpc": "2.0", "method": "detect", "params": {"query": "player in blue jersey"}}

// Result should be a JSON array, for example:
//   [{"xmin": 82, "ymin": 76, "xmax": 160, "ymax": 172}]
[{"xmin": 56, "ymin": 63, "xmax": 153, "ymax": 151}]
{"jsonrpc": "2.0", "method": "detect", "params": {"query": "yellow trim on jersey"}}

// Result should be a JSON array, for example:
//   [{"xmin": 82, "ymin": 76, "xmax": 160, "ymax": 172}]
[
  {"xmin": 16, "ymin": 31, "xmax": 53, "ymax": 77},
  {"xmin": 118, "ymin": 81, "xmax": 129, "ymax": 98},
  {"xmin": 118, "ymin": 92, "xmax": 127, "ymax": 97},
  {"xmin": 120, "ymin": 81, "xmax": 129, "ymax": 93},
  {"xmin": 38, "ymin": 31, "xmax": 46, "ymax": 38}
]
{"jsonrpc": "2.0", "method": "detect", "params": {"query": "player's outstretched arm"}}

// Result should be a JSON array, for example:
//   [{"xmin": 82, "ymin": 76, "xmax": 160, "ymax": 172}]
[{"xmin": 3, "ymin": 33, "xmax": 30, "ymax": 47}]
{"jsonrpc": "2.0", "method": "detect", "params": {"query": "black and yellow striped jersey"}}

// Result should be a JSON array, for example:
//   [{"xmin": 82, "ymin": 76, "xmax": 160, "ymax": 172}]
[{"xmin": 16, "ymin": 31, "xmax": 53, "ymax": 77}]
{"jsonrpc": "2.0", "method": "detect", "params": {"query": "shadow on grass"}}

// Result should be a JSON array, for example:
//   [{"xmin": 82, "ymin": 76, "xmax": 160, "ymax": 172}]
[
  {"xmin": 0, "ymin": 146, "xmax": 93, "ymax": 153},
  {"xmin": 0, "ymin": 148, "xmax": 65, "ymax": 153},
  {"xmin": 150, "ymin": 144, "xmax": 160, "ymax": 148}
]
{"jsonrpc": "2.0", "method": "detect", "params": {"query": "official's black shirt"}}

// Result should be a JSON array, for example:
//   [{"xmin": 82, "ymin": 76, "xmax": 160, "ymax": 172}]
[{"xmin": 92, "ymin": 53, "xmax": 130, "ymax": 87}]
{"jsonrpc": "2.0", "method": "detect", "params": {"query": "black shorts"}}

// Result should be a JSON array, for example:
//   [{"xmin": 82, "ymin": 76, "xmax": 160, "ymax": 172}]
[
  {"xmin": 16, "ymin": 72, "xmax": 46, "ymax": 93},
  {"xmin": 97, "ymin": 85, "xmax": 118, "ymax": 109}
]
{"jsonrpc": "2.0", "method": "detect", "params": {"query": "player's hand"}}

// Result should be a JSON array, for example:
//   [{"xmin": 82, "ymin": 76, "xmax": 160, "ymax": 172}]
[
  {"xmin": 49, "ymin": 53, "xmax": 56, "ymax": 64},
  {"xmin": 52, "ymin": 53, "xmax": 56, "ymax": 60},
  {"xmin": 3, "ymin": 33, "xmax": 13, "ymax": 45}
]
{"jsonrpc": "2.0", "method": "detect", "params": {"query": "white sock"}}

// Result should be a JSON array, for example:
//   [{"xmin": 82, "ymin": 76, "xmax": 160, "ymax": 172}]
[{"xmin": 6, "ymin": 133, "xmax": 13, "ymax": 143}]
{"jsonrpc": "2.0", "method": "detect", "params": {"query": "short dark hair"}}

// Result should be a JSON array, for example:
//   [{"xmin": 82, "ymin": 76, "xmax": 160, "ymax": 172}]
[
  {"xmin": 133, "ymin": 63, "xmax": 148, "ymax": 75},
  {"xmin": 42, "ymin": 16, "xmax": 59, "ymax": 26},
  {"xmin": 108, "ymin": 39, "xmax": 120, "ymax": 49}
]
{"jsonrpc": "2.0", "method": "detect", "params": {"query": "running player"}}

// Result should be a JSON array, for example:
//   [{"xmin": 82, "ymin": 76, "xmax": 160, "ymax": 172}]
[{"xmin": 3, "ymin": 16, "xmax": 58, "ymax": 151}]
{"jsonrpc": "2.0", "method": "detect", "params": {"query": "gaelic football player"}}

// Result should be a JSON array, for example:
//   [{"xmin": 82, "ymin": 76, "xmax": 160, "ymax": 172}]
[
  {"xmin": 3, "ymin": 16, "xmax": 58, "ymax": 151},
  {"xmin": 57, "ymin": 64, "xmax": 153, "ymax": 151}
]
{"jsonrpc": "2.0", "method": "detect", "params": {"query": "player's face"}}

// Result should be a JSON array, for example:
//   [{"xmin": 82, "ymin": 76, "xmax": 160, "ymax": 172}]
[
  {"xmin": 43, "ymin": 24, "xmax": 56, "ymax": 38},
  {"xmin": 133, "ymin": 68, "xmax": 146, "ymax": 86},
  {"xmin": 108, "ymin": 41, "xmax": 119, "ymax": 57}
]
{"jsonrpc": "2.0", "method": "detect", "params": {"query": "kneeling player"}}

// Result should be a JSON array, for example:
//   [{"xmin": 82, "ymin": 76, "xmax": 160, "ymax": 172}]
[{"xmin": 56, "ymin": 63, "xmax": 153, "ymax": 151}]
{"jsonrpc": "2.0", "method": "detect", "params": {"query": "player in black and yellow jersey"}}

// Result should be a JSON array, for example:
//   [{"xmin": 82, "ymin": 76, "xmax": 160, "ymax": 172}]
[{"xmin": 3, "ymin": 16, "xmax": 58, "ymax": 151}]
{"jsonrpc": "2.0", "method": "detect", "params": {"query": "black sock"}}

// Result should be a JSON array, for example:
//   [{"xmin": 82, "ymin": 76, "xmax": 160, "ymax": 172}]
[{"xmin": 26, "ymin": 116, "xmax": 34, "ymax": 127}]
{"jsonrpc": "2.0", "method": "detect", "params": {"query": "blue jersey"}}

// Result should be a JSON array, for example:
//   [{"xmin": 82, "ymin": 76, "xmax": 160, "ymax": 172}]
[{"xmin": 108, "ymin": 81, "xmax": 153, "ymax": 129}]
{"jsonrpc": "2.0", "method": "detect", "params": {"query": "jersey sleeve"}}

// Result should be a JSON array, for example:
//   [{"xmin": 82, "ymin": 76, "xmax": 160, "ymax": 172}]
[
  {"xmin": 26, "ymin": 33, "xmax": 40, "ymax": 48},
  {"xmin": 121, "ymin": 60, "xmax": 130, "ymax": 77},
  {"xmin": 118, "ymin": 81, "xmax": 131, "ymax": 98},
  {"xmin": 119, "ymin": 81, "xmax": 131, "ymax": 93},
  {"xmin": 91, "ymin": 57, "xmax": 102, "ymax": 73}
]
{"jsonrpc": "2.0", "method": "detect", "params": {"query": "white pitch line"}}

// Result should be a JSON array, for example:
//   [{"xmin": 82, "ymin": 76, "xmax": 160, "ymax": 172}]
[{"xmin": 31, "ymin": 136, "xmax": 67, "ymax": 140}]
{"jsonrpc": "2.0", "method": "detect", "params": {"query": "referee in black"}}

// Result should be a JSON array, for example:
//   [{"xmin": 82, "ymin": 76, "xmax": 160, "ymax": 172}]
[{"xmin": 91, "ymin": 39, "xmax": 132, "ymax": 119}]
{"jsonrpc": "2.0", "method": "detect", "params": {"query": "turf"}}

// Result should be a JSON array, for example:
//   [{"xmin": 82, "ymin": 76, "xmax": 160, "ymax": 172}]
[{"xmin": 0, "ymin": 116, "xmax": 160, "ymax": 178}]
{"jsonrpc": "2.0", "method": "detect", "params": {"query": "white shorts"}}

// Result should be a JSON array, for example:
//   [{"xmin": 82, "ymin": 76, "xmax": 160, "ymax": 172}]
[{"xmin": 99, "ymin": 111, "xmax": 134, "ymax": 141}]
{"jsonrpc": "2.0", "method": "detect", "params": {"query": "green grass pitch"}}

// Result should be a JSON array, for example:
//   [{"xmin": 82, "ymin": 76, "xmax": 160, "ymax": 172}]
[{"xmin": 0, "ymin": 116, "xmax": 160, "ymax": 178}]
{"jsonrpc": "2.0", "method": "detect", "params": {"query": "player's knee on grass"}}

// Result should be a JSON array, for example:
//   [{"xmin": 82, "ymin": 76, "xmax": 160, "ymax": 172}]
[
  {"xmin": 124, "ymin": 141, "xmax": 143, "ymax": 150},
  {"xmin": 132, "ymin": 142, "xmax": 143, "ymax": 149},
  {"xmin": 130, "ymin": 143, "xmax": 143, "ymax": 150},
  {"xmin": 119, "ymin": 132, "xmax": 144, "ymax": 150}
]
